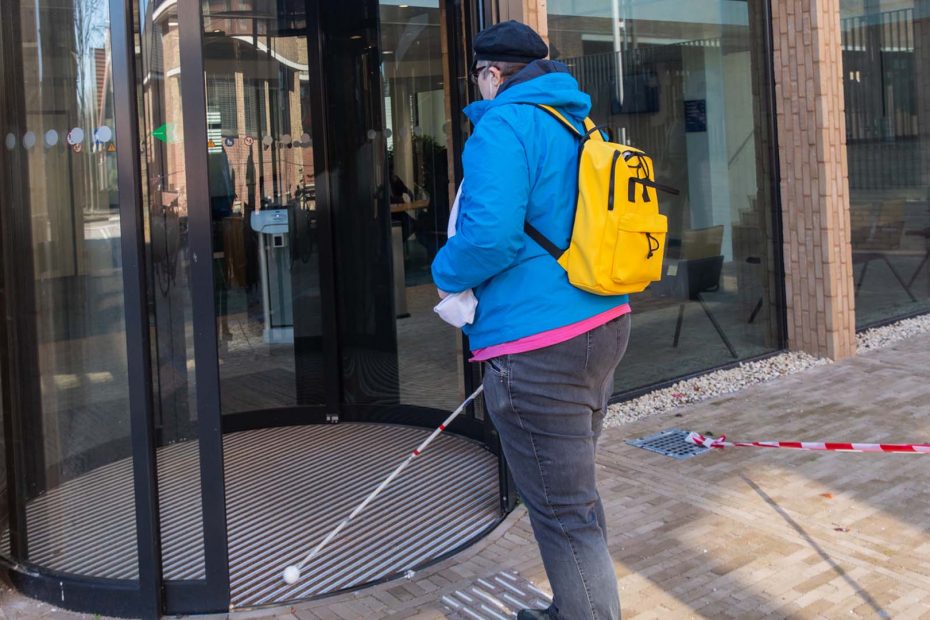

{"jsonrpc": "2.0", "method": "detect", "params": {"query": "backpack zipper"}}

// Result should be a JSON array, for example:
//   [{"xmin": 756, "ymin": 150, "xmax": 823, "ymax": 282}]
[{"xmin": 607, "ymin": 150, "xmax": 621, "ymax": 211}]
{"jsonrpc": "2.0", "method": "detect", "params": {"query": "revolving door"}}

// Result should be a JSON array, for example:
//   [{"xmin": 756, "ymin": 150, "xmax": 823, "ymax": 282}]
[{"xmin": 0, "ymin": 0, "xmax": 507, "ymax": 616}]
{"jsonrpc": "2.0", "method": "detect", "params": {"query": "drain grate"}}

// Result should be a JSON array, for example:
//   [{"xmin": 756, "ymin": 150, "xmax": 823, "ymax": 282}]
[{"xmin": 626, "ymin": 429, "xmax": 710, "ymax": 460}]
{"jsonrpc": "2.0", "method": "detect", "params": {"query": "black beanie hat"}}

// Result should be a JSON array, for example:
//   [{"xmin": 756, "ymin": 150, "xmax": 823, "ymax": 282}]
[{"xmin": 472, "ymin": 20, "xmax": 548, "ymax": 67}]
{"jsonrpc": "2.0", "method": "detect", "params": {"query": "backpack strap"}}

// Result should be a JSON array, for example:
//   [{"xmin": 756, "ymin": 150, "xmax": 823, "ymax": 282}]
[
  {"xmin": 535, "ymin": 104, "xmax": 582, "ymax": 137},
  {"xmin": 527, "ymin": 106, "xmax": 676, "ymax": 259},
  {"xmin": 582, "ymin": 117, "xmax": 605, "ymax": 142},
  {"xmin": 535, "ymin": 104, "xmax": 604, "ymax": 141},
  {"xmin": 524, "ymin": 104, "xmax": 590, "ymax": 261},
  {"xmin": 524, "ymin": 221, "xmax": 564, "ymax": 261}
]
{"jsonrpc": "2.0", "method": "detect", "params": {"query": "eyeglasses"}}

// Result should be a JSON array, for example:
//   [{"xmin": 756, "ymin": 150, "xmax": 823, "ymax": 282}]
[{"xmin": 470, "ymin": 64, "xmax": 489, "ymax": 84}]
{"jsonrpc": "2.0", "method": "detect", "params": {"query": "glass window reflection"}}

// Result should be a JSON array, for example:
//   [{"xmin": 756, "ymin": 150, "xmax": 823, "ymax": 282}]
[
  {"xmin": 547, "ymin": 1, "xmax": 782, "ymax": 393},
  {"xmin": 200, "ymin": 0, "xmax": 325, "ymax": 414},
  {"xmin": 841, "ymin": 0, "xmax": 930, "ymax": 327},
  {"xmin": 0, "ymin": 0, "xmax": 138, "ymax": 578},
  {"xmin": 381, "ymin": 0, "xmax": 464, "ymax": 411}
]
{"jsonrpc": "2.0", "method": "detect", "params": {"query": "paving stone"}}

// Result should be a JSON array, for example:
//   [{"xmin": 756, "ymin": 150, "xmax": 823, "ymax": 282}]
[{"xmin": 7, "ymin": 333, "xmax": 930, "ymax": 618}]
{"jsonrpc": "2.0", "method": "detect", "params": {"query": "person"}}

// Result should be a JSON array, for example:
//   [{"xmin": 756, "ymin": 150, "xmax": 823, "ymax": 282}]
[{"xmin": 430, "ymin": 20, "xmax": 631, "ymax": 620}]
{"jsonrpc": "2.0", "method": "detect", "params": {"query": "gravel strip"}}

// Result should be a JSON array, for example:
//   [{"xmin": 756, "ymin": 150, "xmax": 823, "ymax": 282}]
[
  {"xmin": 606, "ymin": 311, "xmax": 930, "ymax": 427},
  {"xmin": 605, "ymin": 352, "xmax": 830, "ymax": 427},
  {"xmin": 856, "ymin": 312, "xmax": 930, "ymax": 352}
]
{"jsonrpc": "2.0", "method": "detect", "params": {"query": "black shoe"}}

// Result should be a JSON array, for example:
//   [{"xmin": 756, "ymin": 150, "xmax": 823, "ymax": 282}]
[{"xmin": 516, "ymin": 609, "xmax": 551, "ymax": 620}]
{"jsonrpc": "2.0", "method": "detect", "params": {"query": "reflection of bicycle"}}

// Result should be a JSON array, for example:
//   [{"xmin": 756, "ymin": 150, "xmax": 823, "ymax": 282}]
[
  {"xmin": 294, "ymin": 184, "xmax": 316, "ymax": 204},
  {"xmin": 151, "ymin": 200, "xmax": 181, "ymax": 297},
  {"xmin": 286, "ymin": 177, "xmax": 316, "ymax": 263},
  {"xmin": 294, "ymin": 177, "xmax": 316, "ymax": 207}
]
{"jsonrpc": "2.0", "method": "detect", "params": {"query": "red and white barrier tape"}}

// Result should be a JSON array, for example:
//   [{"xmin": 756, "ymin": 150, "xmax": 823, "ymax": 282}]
[{"xmin": 686, "ymin": 432, "xmax": 930, "ymax": 454}]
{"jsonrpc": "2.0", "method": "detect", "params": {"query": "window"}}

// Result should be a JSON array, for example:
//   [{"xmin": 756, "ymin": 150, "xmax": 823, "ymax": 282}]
[
  {"xmin": 0, "ymin": 0, "xmax": 138, "ymax": 577},
  {"xmin": 841, "ymin": 0, "xmax": 930, "ymax": 327},
  {"xmin": 548, "ymin": 0, "xmax": 782, "ymax": 393}
]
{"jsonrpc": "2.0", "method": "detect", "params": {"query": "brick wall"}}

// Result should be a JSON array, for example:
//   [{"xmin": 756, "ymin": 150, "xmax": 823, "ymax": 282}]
[{"xmin": 771, "ymin": 0, "xmax": 857, "ymax": 360}]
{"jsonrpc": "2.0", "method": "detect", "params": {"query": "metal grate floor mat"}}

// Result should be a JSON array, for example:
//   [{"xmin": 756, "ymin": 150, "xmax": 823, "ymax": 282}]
[
  {"xmin": 626, "ymin": 428, "xmax": 711, "ymax": 460},
  {"xmin": 441, "ymin": 571, "xmax": 553, "ymax": 620},
  {"xmin": 22, "ymin": 423, "xmax": 501, "ymax": 609},
  {"xmin": 224, "ymin": 424, "xmax": 501, "ymax": 608}
]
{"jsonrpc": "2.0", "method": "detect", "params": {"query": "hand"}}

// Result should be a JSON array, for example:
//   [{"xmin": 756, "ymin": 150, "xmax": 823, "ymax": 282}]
[{"xmin": 437, "ymin": 288, "xmax": 450, "ymax": 299}]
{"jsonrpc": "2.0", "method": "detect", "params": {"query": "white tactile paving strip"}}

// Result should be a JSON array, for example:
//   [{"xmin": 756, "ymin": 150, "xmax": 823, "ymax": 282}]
[{"xmin": 441, "ymin": 571, "xmax": 553, "ymax": 620}]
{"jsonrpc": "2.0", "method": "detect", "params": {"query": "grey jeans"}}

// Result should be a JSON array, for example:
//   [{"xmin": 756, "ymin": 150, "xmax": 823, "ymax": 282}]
[{"xmin": 483, "ymin": 313, "xmax": 631, "ymax": 620}]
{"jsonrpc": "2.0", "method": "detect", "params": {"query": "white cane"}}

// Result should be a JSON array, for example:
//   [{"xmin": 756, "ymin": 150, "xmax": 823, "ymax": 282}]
[{"xmin": 281, "ymin": 384, "xmax": 485, "ymax": 584}]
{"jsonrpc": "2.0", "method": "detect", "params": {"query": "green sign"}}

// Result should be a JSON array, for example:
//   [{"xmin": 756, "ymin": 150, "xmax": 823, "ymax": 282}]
[{"xmin": 152, "ymin": 122, "xmax": 175, "ymax": 143}]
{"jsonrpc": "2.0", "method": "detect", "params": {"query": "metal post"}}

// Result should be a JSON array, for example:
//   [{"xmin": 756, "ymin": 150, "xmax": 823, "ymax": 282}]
[
  {"xmin": 177, "ymin": 0, "xmax": 231, "ymax": 610},
  {"xmin": 108, "ymin": 0, "xmax": 163, "ymax": 615},
  {"xmin": 612, "ymin": 0, "xmax": 624, "ymax": 106}
]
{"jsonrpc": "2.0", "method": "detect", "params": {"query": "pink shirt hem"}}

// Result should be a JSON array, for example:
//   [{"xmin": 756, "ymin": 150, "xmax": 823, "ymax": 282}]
[{"xmin": 470, "ymin": 304, "xmax": 631, "ymax": 362}]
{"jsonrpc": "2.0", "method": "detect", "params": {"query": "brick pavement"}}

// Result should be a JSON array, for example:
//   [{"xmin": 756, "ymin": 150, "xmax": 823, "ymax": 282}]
[{"xmin": 5, "ymin": 331, "xmax": 930, "ymax": 618}]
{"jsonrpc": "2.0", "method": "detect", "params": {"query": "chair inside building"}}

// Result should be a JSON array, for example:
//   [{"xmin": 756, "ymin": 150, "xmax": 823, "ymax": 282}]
[
  {"xmin": 851, "ymin": 199, "xmax": 918, "ymax": 302},
  {"xmin": 669, "ymin": 225, "xmax": 738, "ymax": 358}
]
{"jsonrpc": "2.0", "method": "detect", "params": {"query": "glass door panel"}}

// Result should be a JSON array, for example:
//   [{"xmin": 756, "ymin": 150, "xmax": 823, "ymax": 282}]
[
  {"xmin": 200, "ymin": 0, "xmax": 326, "ymax": 414},
  {"xmin": 201, "ymin": 0, "xmax": 468, "ymax": 418},
  {"xmin": 137, "ymin": 0, "xmax": 208, "ymax": 580},
  {"xmin": 380, "ymin": 0, "xmax": 465, "ymax": 412},
  {"xmin": 198, "ymin": 0, "xmax": 474, "ymax": 420},
  {"xmin": 1, "ymin": 0, "xmax": 139, "ymax": 578}
]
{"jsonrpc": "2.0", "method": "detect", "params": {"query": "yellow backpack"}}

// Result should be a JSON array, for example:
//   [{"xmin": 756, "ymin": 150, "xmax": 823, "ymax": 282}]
[{"xmin": 524, "ymin": 104, "xmax": 679, "ymax": 296}]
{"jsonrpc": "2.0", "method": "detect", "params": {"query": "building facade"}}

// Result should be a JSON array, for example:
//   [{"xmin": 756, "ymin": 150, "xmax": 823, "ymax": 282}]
[{"xmin": 0, "ymin": 0, "xmax": 927, "ymax": 617}]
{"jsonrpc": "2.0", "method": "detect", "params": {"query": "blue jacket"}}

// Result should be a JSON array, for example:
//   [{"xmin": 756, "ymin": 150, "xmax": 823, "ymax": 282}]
[{"xmin": 431, "ymin": 60, "xmax": 629, "ymax": 350}]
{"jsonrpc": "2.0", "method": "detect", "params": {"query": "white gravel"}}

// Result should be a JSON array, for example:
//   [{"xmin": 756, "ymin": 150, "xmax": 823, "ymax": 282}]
[
  {"xmin": 605, "ymin": 311, "xmax": 930, "ymax": 427},
  {"xmin": 856, "ymin": 313, "xmax": 930, "ymax": 352},
  {"xmin": 605, "ymin": 352, "xmax": 830, "ymax": 427}
]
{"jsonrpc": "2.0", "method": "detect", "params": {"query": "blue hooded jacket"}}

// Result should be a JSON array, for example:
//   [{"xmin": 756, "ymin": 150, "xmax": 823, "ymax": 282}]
[{"xmin": 431, "ymin": 60, "xmax": 629, "ymax": 350}]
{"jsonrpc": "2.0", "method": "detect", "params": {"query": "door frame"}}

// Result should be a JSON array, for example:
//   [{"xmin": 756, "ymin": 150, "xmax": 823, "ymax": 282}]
[
  {"xmin": 0, "ymin": 0, "xmax": 500, "ymax": 615},
  {"xmin": 0, "ymin": 0, "xmax": 508, "ymax": 614},
  {"xmin": 153, "ymin": 0, "xmax": 497, "ymax": 614},
  {"xmin": 158, "ymin": 0, "xmax": 234, "ymax": 612},
  {"xmin": 110, "ymin": 0, "xmax": 164, "ymax": 615}
]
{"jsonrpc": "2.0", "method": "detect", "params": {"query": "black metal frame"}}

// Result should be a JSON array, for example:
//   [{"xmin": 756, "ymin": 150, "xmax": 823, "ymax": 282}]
[
  {"xmin": 761, "ymin": 0, "xmax": 790, "ymax": 354},
  {"xmin": 456, "ymin": 0, "xmax": 487, "ymax": 430},
  {"xmin": 110, "ymin": 0, "xmax": 164, "ymax": 615},
  {"xmin": 303, "ymin": 0, "xmax": 343, "ymax": 413},
  {"xmin": 856, "ymin": 303, "xmax": 930, "ymax": 331},
  {"xmin": 175, "ymin": 0, "xmax": 232, "ymax": 611},
  {"xmin": 462, "ymin": 0, "xmax": 518, "ymax": 514},
  {"xmin": 222, "ymin": 404, "xmax": 487, "ymax": 442},
  {"xmin": 8, "ymin": 570, "xmax": 151, "ymax": 618},
  {"xmin": 0, "ymin": 0, "xmax": 33, "ymax": 566}
]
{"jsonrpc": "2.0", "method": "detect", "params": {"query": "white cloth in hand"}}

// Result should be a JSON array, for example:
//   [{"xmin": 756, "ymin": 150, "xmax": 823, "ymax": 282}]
[{"xmin": 433, "ymin": 184, "xmax": 477, "ymax": 328}]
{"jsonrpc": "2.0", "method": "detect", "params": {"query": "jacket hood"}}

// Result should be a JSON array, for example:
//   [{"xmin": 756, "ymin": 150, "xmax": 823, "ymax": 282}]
[{"xmin": 463, "ymin": 60, "xmax": 591, "ymax": 125}]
